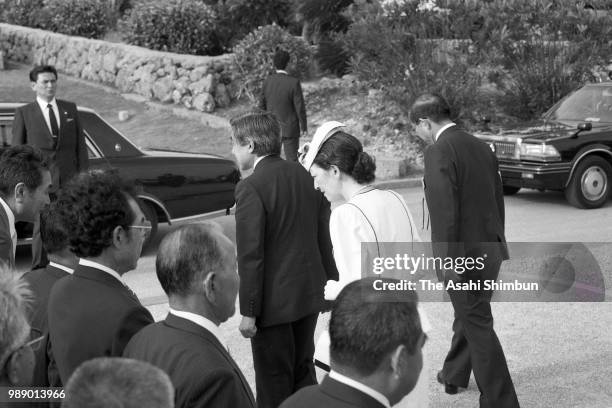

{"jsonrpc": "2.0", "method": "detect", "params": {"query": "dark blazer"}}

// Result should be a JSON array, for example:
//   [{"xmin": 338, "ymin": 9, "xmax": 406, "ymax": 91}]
[
  {"xmin": 235, "ymin": 155, "xmax": 337, "ymax": 327},
  {"xmin": 123, "ymin": 313, "xmax": 256, "ymax": 408},
  {"xmin": 47, "ymin": 264, "xmax": 153, "ymax": 383},
  {"xmin": 22, "ymin": 264, "xmax": 70, "ymax": 389},
  {"xmin": 279, "ymin": 376, "xmax": 386, "ymax": 408},
  {"xmin": 423, "ymin": 125, "xmax": 509, "ymax": 281},
  {"xmin": 260, "ymin": 72, "xmax": 307, "ymax": 139},
  {"xmin": 0, "ymin": 203, "xmax": 14, "ymax": 269},
  {"xmin": 12, "ymin": 99, "xmax": 88, "ymax": 188}
]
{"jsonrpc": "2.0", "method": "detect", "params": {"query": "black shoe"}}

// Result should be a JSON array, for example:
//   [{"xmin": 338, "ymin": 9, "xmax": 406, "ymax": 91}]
[{"xmin": 437, "ymin": 371, "xmax": 458, "ymax": 395}]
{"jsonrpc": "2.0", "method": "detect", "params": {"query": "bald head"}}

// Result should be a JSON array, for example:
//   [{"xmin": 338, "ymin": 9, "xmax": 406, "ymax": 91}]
[{"xmin": 155, "ymin": 223, "xmax": 238, "ymax": 324}]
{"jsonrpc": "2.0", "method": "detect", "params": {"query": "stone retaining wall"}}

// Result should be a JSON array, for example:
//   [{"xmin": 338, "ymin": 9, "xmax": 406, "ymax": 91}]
[{"xmin": 0, "ymin": 23, "xmax": 238, "ymax": 113}]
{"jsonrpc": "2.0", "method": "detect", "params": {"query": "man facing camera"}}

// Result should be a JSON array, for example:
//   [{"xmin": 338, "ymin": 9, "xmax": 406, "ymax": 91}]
[
  {"xmin": 12, "ymin": 65, "xmax": 88, "ymax": 269},
  {"xmin": 280, "ymin": 277, "xmax": 426, "ymax": 408},
  {"xmin": 0, "ymin": 145, "xmax": 51, "ymax": 270},
  {"xmin": 47, "ymin": 170, "xmax": 154, "ymax": 384},
  {"xmin": 124, "ymin": 223, "xmax": 255, "ymax": 408},
  {"xmin": 231, "ymin": 111, "xmax": 337, "ymax": 408}
]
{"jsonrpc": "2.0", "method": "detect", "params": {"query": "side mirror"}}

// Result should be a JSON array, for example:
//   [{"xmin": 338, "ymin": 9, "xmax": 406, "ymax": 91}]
[
  {"xmin": 577, "ymin": 123, "xmax": 592, "ymax": 131},
  {"xmin": 573, "ymin": 122, "xmax": 592, "ymax": 138},
  {"xmin": 479, "ymin": 116, "xmax": 491, "ymax": 132}
]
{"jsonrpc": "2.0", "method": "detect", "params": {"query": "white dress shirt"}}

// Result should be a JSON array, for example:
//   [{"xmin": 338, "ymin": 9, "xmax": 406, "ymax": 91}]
[
  {"xmin": 79, "ymin": 258, "xmax": 122, "ymax": 282},
  {"xmin": 0, "ymin": 197, "xmax": 17, "ymax": 258},
  {"xmin": 36, "ymin": 96, "xmax": 60, "ymax": 135},
  {"xmin": 169, "ymin": 308, "xmax": 226, "ymax": 348},
  {"xmin": 434, "ymin": 122, "xmax": 456, "ymax": 142},
  {"xmin": 49, "ymin": 261, "xmax": 74, "ymax": 274},
  {"xmin": 329, "ymin": 370, "xmax": 391, "ymax": 408}
]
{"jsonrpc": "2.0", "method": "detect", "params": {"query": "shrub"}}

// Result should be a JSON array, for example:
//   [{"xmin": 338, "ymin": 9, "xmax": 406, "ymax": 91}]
[
  {"xmin": 339, "ymin": 2, "xmax": 486, "ymax": 124},
  {"xmin": 215, "ymin": 0, "xmax": 294, "ymax": 47},
  {"xmin": 233, "ymin": 24, "xmax": 313, "ymax": 102},
  {"xmin": 1, "ymin": 0, "xmax": 47, "ymax": 28},
  {"xmin": 315, "ymin": 39, "xmax": 350, "ymax": 77},
  {"xmin": 296, "ymin": 0, "xmax": 353, "ymax": 42},
  {"xmin": 43, "ymin": 0, "xmax": 113, "ymax": 39},
  {"xmin": 120, "ymin": 0, "xmax": 222, "ymax": 55}
]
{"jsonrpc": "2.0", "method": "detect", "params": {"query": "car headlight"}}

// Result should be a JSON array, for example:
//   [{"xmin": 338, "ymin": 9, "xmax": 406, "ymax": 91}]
[{"xmin": 519, "ymin": 143, "xmax": 561, "ymax": 161}]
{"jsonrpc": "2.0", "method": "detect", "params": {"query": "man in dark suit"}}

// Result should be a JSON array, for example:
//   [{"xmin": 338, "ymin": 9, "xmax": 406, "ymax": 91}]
[
  {"xmin": 259, "ymin": 49, "xmax": 307, "ymax": 162},
  {"xmin": 0, "ymin": 145, "xmax": 52, "ymax": 270},
  {"xmin": 63, "ymin": 357, "xmax": 174, "ymax": 408},
  {"xmin": 22, "ymin": 202, "xmax": 78, "ymax": 398},
  {"xmin": 230, "ymin": 111, "xmax": 337, "ymax": 408},
  {"xmin": 124, "ymin": 223, "xmax": 255, "ymax": 408},
  {"xmin": 411, "ymin": 93, "xmax": 520, "ymax": 408},
  {"xmin": 12, "ymin": 64, "xmax": 88, "ymax": 269},
  {"xmin": 280, "ymin": 277, "xmax": 425, "ymax": 408},
  {"xmin": 47, "ymin": 170, "xmax": 154, "ymax": 384}
]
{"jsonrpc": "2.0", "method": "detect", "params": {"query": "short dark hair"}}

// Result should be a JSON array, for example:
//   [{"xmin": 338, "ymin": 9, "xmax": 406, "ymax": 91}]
[
  {"xmin": 63, "ymin": 357, "xmax": 174, "ymax": 408},
  {"xmin": 0, "ymin": 271, "xmax": 31, "ymax": 374},
  {"xmin": 329, "ymin": 277, "xmax": 422, "ymax": 376},
  {"xmin": 230, "ymin": 110, "xmax": 281, "ymax": 156},
  {"xmin": 0, "ymin": 145, "xmax": 48, "ymax": 199},
  {"xmin": 55, "ymin": 170, "xmax": 138, "ymax": 258},
  {"xmin": 313, "ymin": 131, "xmax": 376, "ymax": 184},
  {"xmin": 156, "ymin": 223, "xmax": 229, "ymax": 297},
  {"xmin": 273, "ymin": 49, "xmax": 290, "ymax": 70},
  {"xmin": 29, "ymin": 65, "xmax": 58, "ymax": 82},
  {"xmin": 409, "ymin": 93, "xmax": 451, "ymax": 124},
  {"xmin": 40, "ymin": 202, "xmax": 69, "ymax": 255}
]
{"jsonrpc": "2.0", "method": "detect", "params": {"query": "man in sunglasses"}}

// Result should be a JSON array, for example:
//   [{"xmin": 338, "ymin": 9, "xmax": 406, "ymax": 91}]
[
  {"xmin": 280, "ymin": 277, "xmax": 426, "ymax": 408},
  {"xmin": 47, "ymin": 170, "xmax": 153, "ymax": 385},
  {"xmin": 0, "ymin": 271, "xmax": 38, "ymax": 388}
]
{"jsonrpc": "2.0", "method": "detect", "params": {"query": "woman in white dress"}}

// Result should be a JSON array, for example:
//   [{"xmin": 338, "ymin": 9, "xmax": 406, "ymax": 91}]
[{"xmin": 301, "ymin": 121, "xmax": 430, "ymax": 407}]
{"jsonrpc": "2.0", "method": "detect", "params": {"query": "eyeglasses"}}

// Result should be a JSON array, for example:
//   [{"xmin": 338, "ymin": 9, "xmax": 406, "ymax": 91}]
[{"xmin": 128, "ymin": 220, "xmax": 152, "ymax": 238}]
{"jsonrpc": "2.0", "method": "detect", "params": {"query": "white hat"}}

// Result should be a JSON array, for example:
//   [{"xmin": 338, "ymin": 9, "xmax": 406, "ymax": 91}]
[{"xmin": 299, "ymin": 121, "xmax": 346, "ymax": 171}]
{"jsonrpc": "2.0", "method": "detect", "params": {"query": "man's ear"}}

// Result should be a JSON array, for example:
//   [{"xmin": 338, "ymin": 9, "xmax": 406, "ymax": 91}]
[
  {"xmin": 112, "ymin": 225, "xmax": 126, "ymax": 248},
  {"xmin": 247, "ymin": 139, "xmax": 255, "ymax": 154},
  {"xmin": 30, "ymin": 81, "xmax": 37, "ymax": 92},
  {"xmin": 14, "ymin": 182, "xmax": 27, "ymax": 203},
  {"xmin": 203, "ymin": 271, "xmax": 216, "ymax": 302},
  {"xmin": 390, "ymin": 344, "xmax": 406, "ymax": 378},
  {"xmin": 330, "ymin": 165, "xmax": 341, "ymax": 177}
]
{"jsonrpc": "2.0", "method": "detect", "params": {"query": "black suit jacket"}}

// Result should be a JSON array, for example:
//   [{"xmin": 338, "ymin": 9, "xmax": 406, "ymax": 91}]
[
  {"xmin": 12, "ymin": 99, "xmax": 88, "ymax": 188},
  {"xmin": 47, "ymin": 264, "xmax": 153, "ymax": 383},
  {"xmin": 0, "ymin": 203, "xmax": 14, "ymax": 270},
  {"xmin": 123, "ymin": 313, "xmax": 256, "ymax": 408},
  {"xmin": 279, "ymin": 376, "xmax": 386, "ymax": 408},
  {"xmin": 260, "ymin": 72, "xmax": 307, "ymax": 139},
  {"xmin": 423, "ymin": 125, "xmax": 509, "ymax": 281},
  {"xmin": 235, "ymin": 155, "xmax": 337, "ymax": 327},
  {"xmin": 22, "ymin": 264, "xmax": 70, "ymax": 389}
]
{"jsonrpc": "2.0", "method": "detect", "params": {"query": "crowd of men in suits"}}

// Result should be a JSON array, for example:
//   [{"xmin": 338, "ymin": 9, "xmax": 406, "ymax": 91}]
[{"xmin": 0, "ymin": 63, "xmax": 519, "ymax": 408}]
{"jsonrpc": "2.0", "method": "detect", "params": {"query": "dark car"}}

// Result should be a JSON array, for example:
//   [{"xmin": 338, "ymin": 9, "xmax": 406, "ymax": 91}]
[
  {"xmin": 475, "ymin": 83, "xmax": 612, "ymax": 209},
  {"xmin": 0, "ymin": 103, "xmax": 240, "ymax": 243}
]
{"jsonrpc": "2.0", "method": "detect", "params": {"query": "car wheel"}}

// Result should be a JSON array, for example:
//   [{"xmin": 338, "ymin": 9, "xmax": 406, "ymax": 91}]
[
  {"xmin": 565, "ymin": 156, "xmax": 612, "ymax": 209},
  {"xmin": 503, "ymin": 185, "xmax": 521, "ymax": 195},
  {"xmin": 140, "ymin": 201, "xmax": 159, "ymax": 248}
]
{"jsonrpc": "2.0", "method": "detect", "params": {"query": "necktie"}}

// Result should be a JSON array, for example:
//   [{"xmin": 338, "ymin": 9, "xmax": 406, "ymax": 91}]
[{"xmin": 47, "ymin": 104, "xmax": 59, "ymax": 137}]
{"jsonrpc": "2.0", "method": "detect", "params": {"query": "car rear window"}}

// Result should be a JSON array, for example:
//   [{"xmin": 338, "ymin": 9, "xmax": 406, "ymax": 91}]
[{"xmin": 78, "ymin": 111, "xmax": 142, "ymax": 158}]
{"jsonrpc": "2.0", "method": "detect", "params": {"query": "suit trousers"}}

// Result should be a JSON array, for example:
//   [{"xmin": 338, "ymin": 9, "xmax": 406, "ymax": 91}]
[
  {"xmin": 281, "ymin": 137, "xmax": 299, "ymax": 162},
  {"xmin": 442, "ymin": 259, "xmax": 520, "ymax": 408},
  {"xmin": 251, "ymin": 313, "xmax": 318, "ymax": 408}
]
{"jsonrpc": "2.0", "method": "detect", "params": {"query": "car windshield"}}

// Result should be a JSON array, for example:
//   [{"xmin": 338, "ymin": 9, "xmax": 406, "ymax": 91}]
[{"xmin": 547, "ymin": 85, "xmax": 612, "ymax": 123}]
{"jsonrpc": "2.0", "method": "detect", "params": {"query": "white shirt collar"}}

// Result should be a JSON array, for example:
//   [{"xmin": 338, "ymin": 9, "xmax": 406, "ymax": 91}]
[
  {"xmin": 254, "ymin": 154, "xmax": 271, "ymax": 169},
  {"xmin": 328, "ymin": 370, "xmax": 391, "ymax": 408},
  {"xmin": 49, "ymin": 261, "xmax": 74, "ymax": 274},
  {"xmin": 79, "ymin": 258, "xmax": 122, "ymax": 282},
  {"xmin": 0, "ymin": 197, "xmax": 16, "ymax": 257},
  {"xmin": 169, "ymin": 308, "xmax": 226, "ymax": 347},
  {"xmin": 276, "ymin": 70, "xmax": 288, "ymax": 74},
  {"xmin": 435, "ymin": 122, "xmax": 456, "ymax": 141},
  {"xmin": 36, "ymin": 96, "xmax": 58, "ymax": 111}
]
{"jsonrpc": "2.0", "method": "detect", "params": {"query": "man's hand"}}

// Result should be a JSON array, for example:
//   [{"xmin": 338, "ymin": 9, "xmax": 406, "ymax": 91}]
[
  {"xmin": 301, "ymin": 130, "xmax": 308, "ymax": 138},
  {"xmin": 239, "ymin": 316, "xmax": 257, "ymax": 338}
]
